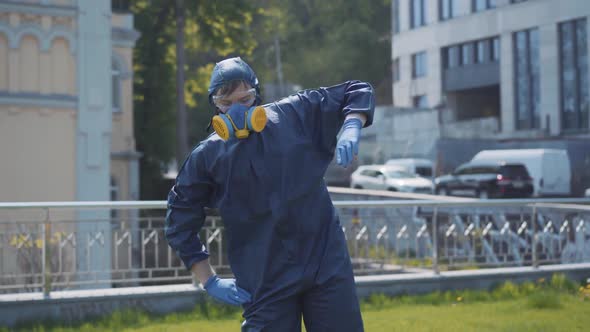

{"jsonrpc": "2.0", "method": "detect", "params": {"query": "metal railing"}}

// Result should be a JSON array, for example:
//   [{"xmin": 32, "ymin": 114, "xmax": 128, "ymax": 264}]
[
  {"xmin": 1, "ymin": 198, "xmax": 589, "ymax": 296},
  {"xmin": 337, "ymin": 199, "xmax": 590, "ymax": 274}
]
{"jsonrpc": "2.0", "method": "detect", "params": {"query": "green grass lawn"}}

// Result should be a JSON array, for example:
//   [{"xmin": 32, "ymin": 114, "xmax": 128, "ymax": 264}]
[
  {"xmin": 362, "ymin": 296, "xmax": 590, "ymax": 332},
  {"xmin": 4, "ymin": 274, "xmax": 590, "ymax": 332}
]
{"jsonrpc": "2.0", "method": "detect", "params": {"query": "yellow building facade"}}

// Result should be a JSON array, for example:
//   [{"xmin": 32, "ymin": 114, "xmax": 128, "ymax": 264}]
[{"xmin": 0, "ymin": 0, "xmax": 140, "ymax": 203}]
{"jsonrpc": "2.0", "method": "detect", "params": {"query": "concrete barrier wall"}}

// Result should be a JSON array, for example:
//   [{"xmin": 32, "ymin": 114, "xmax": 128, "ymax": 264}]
[
  {"xmin": 355, "ymin": 263, "xmax": 590, "ymax": 298},
  {"xmin": 0, "ymin": 284, "xmax": 205, "ymax": 328},
  {"xmin": 1, "ymin": 263, "xmax": 589, "ymax": 328}
]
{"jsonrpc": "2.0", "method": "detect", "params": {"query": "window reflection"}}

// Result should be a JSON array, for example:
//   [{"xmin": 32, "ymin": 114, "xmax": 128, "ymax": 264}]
[
  {"xmin": 560, "ymin": 18, "xmax": 589, "ymax": 130},
  {"xmin": 514, "ymin": 29, "xmax": 540, "ymax": 129}
]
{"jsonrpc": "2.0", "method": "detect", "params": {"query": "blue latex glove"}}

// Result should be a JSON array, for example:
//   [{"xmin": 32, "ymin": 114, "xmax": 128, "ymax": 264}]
[
  {"xmin": 203, "ymin": 275, "xmax": 252, "ymax": 306},
  {"xmin": 336, "ymin": 118, "xmax": 362, "ymax": 168}
]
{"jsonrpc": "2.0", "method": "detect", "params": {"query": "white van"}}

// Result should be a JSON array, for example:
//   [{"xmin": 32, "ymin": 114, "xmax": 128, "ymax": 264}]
[
  {"xmin": 385, "ymin": 158, "xmax": 435, "ymax": 179},
  {"xmin": 471, "ymin": 149, "xmax": 571, "ymax": 197}
]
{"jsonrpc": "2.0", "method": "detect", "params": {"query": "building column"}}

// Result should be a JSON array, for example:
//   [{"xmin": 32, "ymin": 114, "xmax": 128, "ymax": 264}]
[
  {"xmin": 75, "ymin": 0, "xmax": 113, "ymax": 288},
  {"xmin": 538, "ymin": 23, "xmax": 560, "ymax": 135},
  {"xmin": 7, "ymin": 12, "xmax": 19, "ymax": 93},
  {"xmin": 39, "ymin": 14, "xmax": 53, "ymax": 95},
  {"xmin": 499, "ymin": 31, "xmax": 515, "ymax": 134},
  {"xmin": 428, "ymin": 47, "xmax": 443, "ymax": 108},
  {"xmin": 430, "ymin": 0, "xmax": 440, "ymax": 25},
  {"xmin": 399, "ymin": 0, "xmax": 409, "ymax": 33}
]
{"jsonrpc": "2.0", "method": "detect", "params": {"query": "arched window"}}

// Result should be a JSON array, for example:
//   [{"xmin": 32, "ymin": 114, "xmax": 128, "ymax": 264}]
[
  {"xmin": 112, "ymin": 58, "xmax": 122, "ymax": 113},
  {"xmin": 20, "ymin": 35, "xmax": 40, "ymax": 92}
]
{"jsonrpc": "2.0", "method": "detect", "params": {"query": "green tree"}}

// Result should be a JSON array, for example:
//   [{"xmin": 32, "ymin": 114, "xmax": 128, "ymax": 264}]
[
  {"xmin": 250, "ymin": 0, "xmax": 392, "ymax": 104},
  {"xmin": 132, "ymin": 1, "xmax": 392, "ymax": 199},
  {"xmin": 131, "ymin": 0, "xmax": 259, "ymax": 199}
]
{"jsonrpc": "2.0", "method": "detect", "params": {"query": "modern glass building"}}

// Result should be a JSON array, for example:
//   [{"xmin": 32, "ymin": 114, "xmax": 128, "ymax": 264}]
[{"xmin": 391, "ymin": 0, "xmax": 590, "ymax": 137}]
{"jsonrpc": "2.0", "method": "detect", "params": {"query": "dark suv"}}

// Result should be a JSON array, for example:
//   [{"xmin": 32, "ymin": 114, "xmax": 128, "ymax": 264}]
[{"xmin": 435, "ymin": 162, "xmax": 534, "ymax": 199}]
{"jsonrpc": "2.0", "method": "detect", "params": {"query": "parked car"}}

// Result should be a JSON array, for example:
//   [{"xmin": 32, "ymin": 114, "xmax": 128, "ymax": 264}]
[
  {"xmin": 435, "ymin": 162, "xmax": 534, "ymax": 199},
  {"xmin": 350, "ymin": 165, "xmax": 434, "ymax": 193},
  {"xmin": 471, "ymin": 149, "xmax": 571, "ymax": 197},
  {"xmin": 585, "ymin": 188, "xmax": 590, "ymax": 197},
  {"xmin": 385, "ymin": 158, "xmax": 434, "ymax": 179}
]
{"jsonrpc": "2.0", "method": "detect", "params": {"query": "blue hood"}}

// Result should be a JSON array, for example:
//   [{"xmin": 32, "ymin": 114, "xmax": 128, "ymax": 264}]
[{"xmin": 207, "ymin": 57, "xmax": 261, "ymax": 107}]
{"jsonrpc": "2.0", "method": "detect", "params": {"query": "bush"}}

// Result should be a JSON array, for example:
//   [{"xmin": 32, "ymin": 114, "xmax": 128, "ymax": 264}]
[
  {"xmin": 491, "ymin": 281, "xmax": 521, "ymax": 300},
  {"xmin": 527, "ymin": 291, "xmax": 562, "ymax": 309},
  {"xmin": 549, "ymin": 273, "xmax": 578, "ymax": 293},
  {"xmin": 363, "ymin": 293, "xmax": 395, "ymax": 310}
]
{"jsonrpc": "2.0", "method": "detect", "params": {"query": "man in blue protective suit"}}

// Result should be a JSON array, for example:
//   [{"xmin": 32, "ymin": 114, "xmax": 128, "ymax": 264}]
[{"xmin": 165, "ymin": 57, "xmax": 374, "ymax": 331}]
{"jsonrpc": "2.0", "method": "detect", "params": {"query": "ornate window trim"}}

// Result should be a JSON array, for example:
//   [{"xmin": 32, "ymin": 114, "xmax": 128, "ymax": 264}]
[{"xmin": 0, "ymin": 22, "xmax": 76, "ymax": 55}]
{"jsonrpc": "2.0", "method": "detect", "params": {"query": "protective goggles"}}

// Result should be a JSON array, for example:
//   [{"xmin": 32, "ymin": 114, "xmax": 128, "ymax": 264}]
[{"xmin": 212, "ymin": 88, "xmax": 257, "ymax": 113}]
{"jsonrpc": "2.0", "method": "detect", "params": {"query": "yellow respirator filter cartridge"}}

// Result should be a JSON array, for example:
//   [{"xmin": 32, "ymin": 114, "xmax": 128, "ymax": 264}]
[{"xmin": 212, "ymin": 106, "xmax": 267, "ymax": 141}]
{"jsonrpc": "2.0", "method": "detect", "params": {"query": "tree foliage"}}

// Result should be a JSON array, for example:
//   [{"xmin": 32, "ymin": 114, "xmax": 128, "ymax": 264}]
[
  {"xmin": 131, "ymin": 0, "xmax": 260, "ymax": 199},
  {"xmin": 131, "ymin": 0, "xmax": 391, "ymax": 199},
  {"xmin": 250, "ymin": 0, "xmax": 392, "ymax": 103}
]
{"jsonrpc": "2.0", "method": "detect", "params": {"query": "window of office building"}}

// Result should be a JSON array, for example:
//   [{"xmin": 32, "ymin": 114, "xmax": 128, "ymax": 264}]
[
  {"xmin": 491, "ymin": 37, "xmax": 500, "ymax": 61},
  {"xmin": 454, "ymin": 46, "xmax": 461, "ymax": 68},
  {"xmin": 410, "ymin": 0, "xmax": 426, "ymax": 29},
  {"xmin": 476, "ymin": 40, "xmax": 487, "ymax": 63},
  {"xmin": 514, "ymin": 28, "xmax": 540, "ymax": 129},
  {"xmin": 440, "ymin": 0, "xmax": 456, "ymax": 21},
  {"xmin": 393, "ymin": 58, "xmax": 400, "ymax": 82},
  {"xmin": 560, "ymin": 18, "xmax": 589, "ymax": 130},
  {"xmin": 412, "ymin": 51, "xmax": 427, "ymax": 78},
  {"xmin": 413, "ymin": 95, "xmax": 428, "ymax": 108},
  {"xmin": 473, "ymin": 0, "xmax": 496, "ymax": 12},
  {"xmin": 444, "ymin": 37, "xmax": 499, "ymax": 68},
  {"xmin": 461, "ymin": 43, "xmax": 474, "ymax": 65},
  {"xmin": 443, "ymin": 47, "xmax": 457, "ymax": 69},
  {"xmin": 112, "ymin": 0, "xmax": 130, "ymax": 12}
]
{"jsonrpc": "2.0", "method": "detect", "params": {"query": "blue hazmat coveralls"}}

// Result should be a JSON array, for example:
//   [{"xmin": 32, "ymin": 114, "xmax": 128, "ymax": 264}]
[{"xmin": 165, "ymin": 80, "xmax": 375, "ymax": 331}]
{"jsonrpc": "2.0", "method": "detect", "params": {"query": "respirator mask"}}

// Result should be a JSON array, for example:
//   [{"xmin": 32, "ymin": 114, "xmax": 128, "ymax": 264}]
[{"xmin": 211, "ymin": 103, "xmax": 267, "ymax": 141}]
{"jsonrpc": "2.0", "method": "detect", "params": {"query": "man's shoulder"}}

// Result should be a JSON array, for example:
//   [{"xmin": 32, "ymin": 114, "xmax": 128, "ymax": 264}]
[
  {"xmin": 263, "ymin": 95, "xmax": 306, "ymax": 113},
  {"xmin": 203, "ymin": 132, "xmax": 223, "ymax": 143},
  {"xmin": 190, "ymin": 134, "xmax": 225, "ymax": 156}
]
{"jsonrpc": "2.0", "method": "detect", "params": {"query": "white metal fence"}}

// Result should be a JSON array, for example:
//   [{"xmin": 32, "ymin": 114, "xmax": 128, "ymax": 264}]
[{"xmin": 1, "ymin": 198, "xmax": 589, "ymax": 296}]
